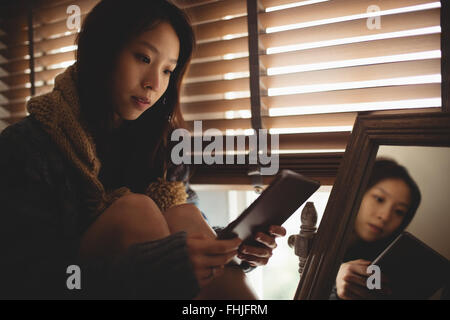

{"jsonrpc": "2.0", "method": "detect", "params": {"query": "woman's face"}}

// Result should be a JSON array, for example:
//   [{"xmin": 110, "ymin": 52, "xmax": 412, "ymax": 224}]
[
  {"xmin": 355, "ymin": 178, "xmax": 411, "ymax": 242},
  {"xmin": 110, "ymin": 22, "xmax": 180, "ymax": 125}
]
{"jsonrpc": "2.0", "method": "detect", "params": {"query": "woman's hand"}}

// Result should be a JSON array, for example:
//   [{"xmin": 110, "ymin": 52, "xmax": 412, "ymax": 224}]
[
  {"xmin": 237, "ymin": 225, "xmax": 287, "ymax": 267},
  {"xmin": 336, "ymin": 259, "xmax": 391, "ymax": 300},
  {"xmin": 186, "ymin": 233, "xmax": 242, "ymax": 288}
]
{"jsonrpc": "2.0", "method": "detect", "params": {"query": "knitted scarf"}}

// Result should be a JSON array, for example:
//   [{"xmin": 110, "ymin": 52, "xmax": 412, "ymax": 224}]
[{"xmin": 26, "ymin": 63, "xmax": 187, "ymax": 221}]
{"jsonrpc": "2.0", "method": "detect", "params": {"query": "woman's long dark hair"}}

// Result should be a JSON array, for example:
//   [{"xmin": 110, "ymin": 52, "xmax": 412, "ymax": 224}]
[
  {"xmin": 344, "ymin": 158, "xmax": 422, "ymax": 261},
  {"xmin": 75, "ymin": 0, "xmax": 195, "ymax": 192}
]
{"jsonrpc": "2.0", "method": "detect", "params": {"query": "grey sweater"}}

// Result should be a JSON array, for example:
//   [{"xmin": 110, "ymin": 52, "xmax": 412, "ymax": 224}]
[{"xmin": 0, "ymin": 116, "xmax": 200, "ymax": 299}]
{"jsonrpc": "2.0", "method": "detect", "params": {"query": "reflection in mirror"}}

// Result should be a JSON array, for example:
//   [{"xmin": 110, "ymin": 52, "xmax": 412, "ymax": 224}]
[{"xmin": 330, "ymin": 146, "xmax": 450, "ymax": 300}]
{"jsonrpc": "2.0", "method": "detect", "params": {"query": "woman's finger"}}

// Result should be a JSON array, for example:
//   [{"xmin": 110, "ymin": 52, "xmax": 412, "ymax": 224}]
[
  {"xmin": 352, "ymin": 259, "xmax": 372, "ymax": 266},
  {"xmin": 268, "ymin": 225, "xmax": 286, "ymax": 237},
  {"xmin": 344, "ymin": 272, "xmax": 368, "ymax": 288},
  {"xmin": 239, "ymin": 244, "xmax": 272, "ymax": 258},
  {"xmin": 237, "ymin": 253, "xmax": 269, "ymax": 267},
  {"xmin": 349, "ymin": 262, "xmax": 371, "ymax": 278},
  {"xmin": 254, "ymin": 232, "xmax": 277, "ymax": 249}
]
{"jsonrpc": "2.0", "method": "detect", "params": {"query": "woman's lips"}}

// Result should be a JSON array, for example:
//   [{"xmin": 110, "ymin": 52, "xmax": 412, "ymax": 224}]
[
  {"xmin": 367, "ymin": 223, "xmax": 383, "ymax": 234},
  {"xmin": 132, "ymin": 96, "xmax": 150, "ymax": 110}
]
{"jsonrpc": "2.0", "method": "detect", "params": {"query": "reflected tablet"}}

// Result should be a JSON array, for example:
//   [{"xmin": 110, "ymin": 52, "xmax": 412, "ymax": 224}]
[
  {"xmin": 371, "ymin": 232, "xmax": 449, "ymax": 299},
  {"xmin": 217, "ymin": 170, "xmax": 320, "ymax": 242}
]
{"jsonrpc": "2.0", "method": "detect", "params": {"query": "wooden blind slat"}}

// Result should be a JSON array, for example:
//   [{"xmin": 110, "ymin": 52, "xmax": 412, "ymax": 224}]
[
  {"xmin": 182, "ymin": 77, "xmax": 249, "ymax": 97},
  {"xmin": 186, "ymin": 118, "xmax": 251, "ymax": 132},
  {"xmin": 193, "ymin": 36, "xmax": 248, "ymax": 60},
  {"xmin": 259, "ymin": 0, "xmax": 439, "ymax": 29},
  {"xmin": 173, "ymin": 0, "xmax": 217, "ymax": 9},
  {"xmin": 264, "ymin": 83, "xmax": 442, "ymax": 109},
  {"xmin": 260, "ymin": 0, "xmax": 315, "ymax": 8},
  {"xmin": 187, "ymin": 57, "xmax": 249, "ymax": 79},
  {"xmin": 262, "ymin": 59, "xmax": 441, "ymax": 89},
  {"xmin": 0, "ymin": 73, "xmax": 29, "ymax": 88},
  {"xmin": 0, "ymin": 101, "xmax": 26, "ymax": 114},
  {"xmin": 186, "ymin": 112, "xmax": 356, "ymax": 132},
  {"xmin": 278, "ymin": 132, "xmax": 350, "ymax": 151},
  {"xmin": 0, "ymin": 44, "xmax": 28, "ymax": 61},
  {"xmin": 34, "ymin": 33, "xmax": 77, "ymax": 54},
  {"xmin": 0, "ymin": 87, "xmax": 30, "ymax": 100},
  {"xmin": 35, "ymin": 51, "xmax": 75, "ymax": 69},
  {"xmin": 0, "ymin": 59, "xmax": 30, "ymax": 74},
  {"xmin": 182, "ymin": 97, "xmax": 251, "ymax": 115},
  {"xmin": 193, "ymin": 15, "xmax": 247, "ymax": 42},
  {"xmin": 261, "ymin": 9, "xmax": 440, "ymax": 51},
  {"xmin": 261, "ymin": 33, "xmax": 440, "ymax": 70},
  {"xmin": 0, "ymin": 68, "xmax": 65, "ymax": 88},
  {"xmin": 37, "ymin": 0, "xmax": 79, "ymax": 10},
  {"xmin": 0, "ymin": 82, "xmax": 55, "ymax": 101},
  {"xmin": 185, "ymin": 0, "xmax": 246, "ymax": 25},
  {"xmin": 266, "ymin": 112, "xmax": 357, "ymax": 129}
]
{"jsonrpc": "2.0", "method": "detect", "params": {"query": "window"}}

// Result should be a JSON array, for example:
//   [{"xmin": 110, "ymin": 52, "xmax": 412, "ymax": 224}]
[{"xmin": 0, "ymin": 0, "xmax": 443, "ymax": 184}]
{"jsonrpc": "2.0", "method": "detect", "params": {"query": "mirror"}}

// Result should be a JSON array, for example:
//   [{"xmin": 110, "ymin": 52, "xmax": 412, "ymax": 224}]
[
  {"xmin": 294, "ymin": 112, "xmax": 450, "ymax": 300},
  {"xmin": 328, "ymin": 146, "xmax": 450, "ymax": 299},
  {"xmin": 376, "ymin": 146, "xmax": 450, "ymax": 260}
]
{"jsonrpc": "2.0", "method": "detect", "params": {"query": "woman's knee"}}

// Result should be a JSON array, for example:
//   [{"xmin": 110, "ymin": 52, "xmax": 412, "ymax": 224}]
[
  {"xmin": 80, "ymin": 193, "xmax": 170, "ymax": 260},
  {"xmin": 113, "ymin": 193, "xmax": 159, "ymax": 215},
  {"xmin": 112, "ymin": 193, "xmax": 171, "ymax": 240},
  {"xmin": 164, "ymin": 203, "xmax": 216, "ymax": 237}
]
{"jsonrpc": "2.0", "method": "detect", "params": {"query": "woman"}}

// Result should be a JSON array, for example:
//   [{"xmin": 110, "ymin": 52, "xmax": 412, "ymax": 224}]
[
  {"xmin": 330, "ymin": 158, "xmax": 421, "ymax": 300},
  {"xmin": 0, "ymin": 0, "xmax": 285, "ymax": 299}
]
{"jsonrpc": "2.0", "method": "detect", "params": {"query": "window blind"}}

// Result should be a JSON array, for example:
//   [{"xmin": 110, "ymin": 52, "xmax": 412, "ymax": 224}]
[
  {"xmin": 255, "ymin": 0, "xmax": 441, "ymax": 153},
  {"xmin": 0, "ymin": 0, "xmax": 443, "ymax": 185},
  {"xmin": 0, "ymin": 0, "xmax": 98, "ymax": 130}
]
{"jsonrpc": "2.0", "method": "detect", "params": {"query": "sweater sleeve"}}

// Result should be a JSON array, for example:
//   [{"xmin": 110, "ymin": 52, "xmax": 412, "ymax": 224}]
[
  {"xmin": 84, "ymin": 231, "xmax": 200, "ymax": 299},
  {"xmin": 0, "ymin": 120, "xmax": 200, "ymax": 299}
]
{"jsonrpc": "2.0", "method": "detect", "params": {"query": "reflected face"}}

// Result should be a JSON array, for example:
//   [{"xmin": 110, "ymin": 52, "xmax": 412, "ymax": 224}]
[
  {"xmin": 355, "ymin": 178, "xmax": 412, "ymax": 242},
  {"xmin": 110, "ymin": 22, "xmax": 180, "ymax": 126}
]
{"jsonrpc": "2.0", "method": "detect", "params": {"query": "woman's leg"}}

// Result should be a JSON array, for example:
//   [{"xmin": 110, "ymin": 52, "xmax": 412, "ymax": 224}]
[
  {"xmin": 163, "ymin": 203, "xmax": 216, "ymax": 237},
  {"xmin": 79, "ymin": 193, "xmax": 170, "ymax": 263},
  {"xmin": 79, "ymin": 194, "xmax": 257, "ymax": 299},
  {"xmin": 163, "ymin": 203, "xmax": 258, "ymax": 300}
]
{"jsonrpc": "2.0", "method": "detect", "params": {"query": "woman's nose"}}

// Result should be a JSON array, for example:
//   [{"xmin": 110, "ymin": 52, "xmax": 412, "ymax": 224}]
[
  {"xmin": 376, "ymin": 206, "xmax": 393, "ymax": 223},
  {"xmin": 143, "ymin": 72, "xmax": 161, "ymax": 91}
]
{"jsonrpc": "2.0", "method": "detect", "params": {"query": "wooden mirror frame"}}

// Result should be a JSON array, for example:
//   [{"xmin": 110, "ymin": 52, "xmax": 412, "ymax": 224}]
[{"xmin": 294, "ymin": 112, "xmax": 450, "ymax": 300}]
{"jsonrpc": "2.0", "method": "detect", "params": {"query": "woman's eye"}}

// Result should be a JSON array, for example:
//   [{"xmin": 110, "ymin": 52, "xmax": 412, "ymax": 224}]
[
  {"xmin": 164, "ymin": 69, "xmax": 174, "ymax": 75},
  {"xmin": 136, "ymin": 54, "xmax": 150, "ymax": 64},
  {"xmin": 373, "ymin": 195, "xmax": 384, "ymax": 203},
  {"xmin": 395, "ymin": 209, "xmax": 406, "ymax": 217}
]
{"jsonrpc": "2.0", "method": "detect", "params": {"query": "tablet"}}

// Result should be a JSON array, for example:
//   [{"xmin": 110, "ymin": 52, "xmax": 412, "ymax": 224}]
[
  {"xmin": 371, "ymin": 232, "xmax": 450, "ymax": 299},
  {"xmin": 217, "ymin": 170, "xmax": 320, "ymax": 242}
]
